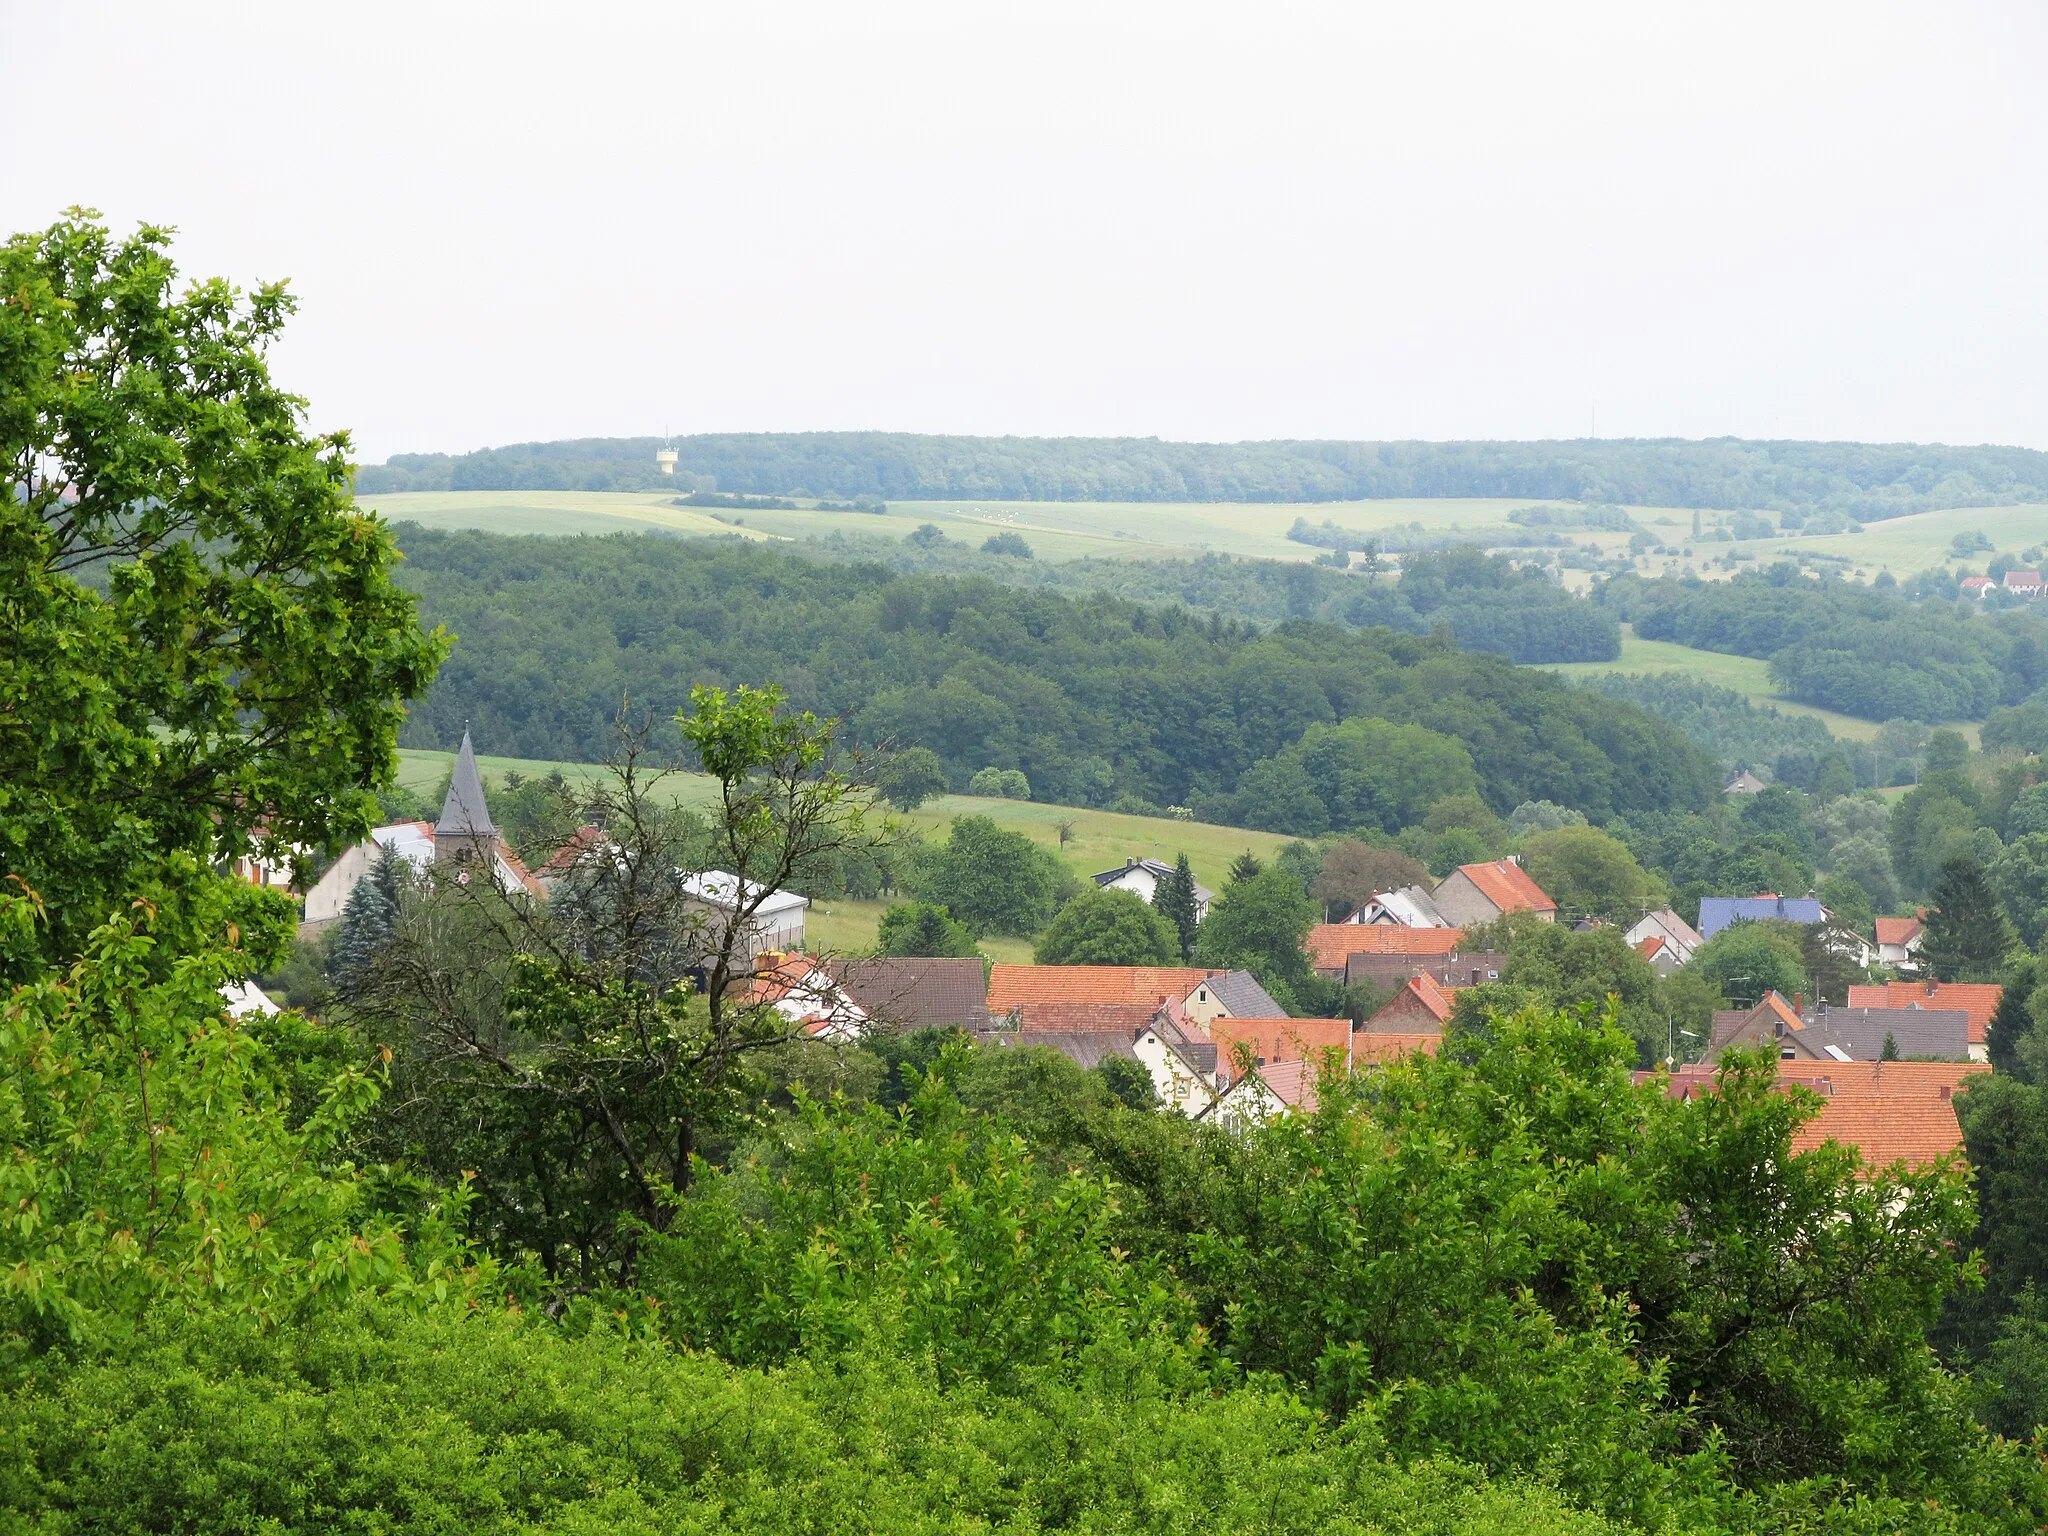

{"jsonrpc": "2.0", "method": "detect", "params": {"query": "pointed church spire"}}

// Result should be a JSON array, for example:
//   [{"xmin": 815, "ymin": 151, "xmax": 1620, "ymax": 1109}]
[{"xmin": 437, "ymin": 727, "xmax": 495, "ymax": 840}]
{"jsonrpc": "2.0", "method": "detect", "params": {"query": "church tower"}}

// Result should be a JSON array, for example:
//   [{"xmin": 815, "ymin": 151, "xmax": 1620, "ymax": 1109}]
[{"xmin": 435, "ymin": 727, "xmax": 497, "ymax": 868}]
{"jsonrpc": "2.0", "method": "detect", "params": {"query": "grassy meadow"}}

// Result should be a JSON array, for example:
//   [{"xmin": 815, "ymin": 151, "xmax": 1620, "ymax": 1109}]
[{"xmin": 395, "ymin": 747, "xmax": 1291, "ymax": 958}]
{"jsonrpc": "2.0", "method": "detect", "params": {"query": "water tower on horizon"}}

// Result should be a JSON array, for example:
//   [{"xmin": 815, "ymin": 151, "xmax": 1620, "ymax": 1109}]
[{"xmin": 655, "ymin": 437, "xmax": 679, "ymax": 476}]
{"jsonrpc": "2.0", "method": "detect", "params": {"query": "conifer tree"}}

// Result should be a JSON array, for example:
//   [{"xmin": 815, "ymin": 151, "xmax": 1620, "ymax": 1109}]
[
  {"xmin": 329, "ymin": 847, "xmax": 402, "ymax": 994},
  {"xmin": 1153, "ymin": 853, "xmax": 1202, "ymax": 961},
  {"xmin": 1229, "ymin": 851, "xmax": 1264, "ymax": 885},
  {"xmin": 1921, "ymin": 857, "xmax": 2016, "ymax": 982}
]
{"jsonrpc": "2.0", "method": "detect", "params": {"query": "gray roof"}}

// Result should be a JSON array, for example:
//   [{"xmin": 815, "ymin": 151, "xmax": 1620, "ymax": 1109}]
[
  {"xmin": 1802, "ymin": 1007, "xmax": 1971, "ymax": 1062},
  {"xmin": 436, "ymin": 728, "xmax": 495, "ymax": 838},
  {"xmin": 825, "ymin": 957, "xmax": 989, "ymax": 1032},
  {"xmin": 1146, "ymin": 1008, "xmax": 1221, "ymax": 1074},
  {"xmin": 1204, "ymin": 969, "xmax": 1284, "ymax": 1018},
  {"xmin": 972, "ymin": 1030, "xmax": 1140, "ymax": 1071}
]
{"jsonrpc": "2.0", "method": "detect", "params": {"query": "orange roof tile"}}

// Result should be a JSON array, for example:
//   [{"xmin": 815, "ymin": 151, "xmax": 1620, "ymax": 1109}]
[
  {"xmin": 986, "ymin": 965, "xmax": 1220, "ymax": 1012},
  {"xmin": 1637, "ymin": 935, "xmax": 1666, "ymax": 960},
  {"xmin": 538, "ymin": 823, "xmax": 608, "ymax": 876},
  {"xmin": 1306, "ymin": 923, "xmax": 1466, "ymax": 969},
  {"xmin": 1846, "ymin": 981, "xmax": 2002, "ymax": 1045},
  {"xmin": 1779, "ymin": 1060, "xmax": 1986, "ymax": 1169},
  {"xmin": 1405, "ymin": 972, "xmax": 1455, "ymax": 1024},
  {"xmin": 1452, "ymin": 859, "xmax": 1556, "ymax": 915},
  {"xmin": 1208, "ymin": 1015, "xmax": 1353, "ymax": 1071},
  {"xmin": 1873, "ymin": 917, "xmax": 1923, "ymax": 947},
  {"xmin": 1012, "ymin": 1001, "xmax": 1162, "ymax": 1035}
]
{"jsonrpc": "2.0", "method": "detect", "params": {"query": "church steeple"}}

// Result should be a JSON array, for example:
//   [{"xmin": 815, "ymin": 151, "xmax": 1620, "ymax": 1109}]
[{"xmin": 435, "ymin": 727, "xmax": 496, "ymax": 866}]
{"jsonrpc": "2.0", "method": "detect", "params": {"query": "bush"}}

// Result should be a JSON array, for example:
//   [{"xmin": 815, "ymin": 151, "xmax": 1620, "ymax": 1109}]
[
  {"xmin": 1034, "ymin": 887, "xmax": 1180, "ymax": 966},
  {"xmin": 968, "ymin": 766, "xmax": 1031, "ymax": 799}
]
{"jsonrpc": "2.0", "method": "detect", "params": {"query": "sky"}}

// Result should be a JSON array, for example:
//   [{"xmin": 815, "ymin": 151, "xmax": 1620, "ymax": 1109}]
[{"xmin": 5, "ymin": 1, "xmax": 2046, "ymax": 460}]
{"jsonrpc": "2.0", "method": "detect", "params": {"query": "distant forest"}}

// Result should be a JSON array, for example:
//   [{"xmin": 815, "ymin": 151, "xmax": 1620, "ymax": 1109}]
[
  {"xmin": 389, "ymin": 529, "xmax": 1712, "ymax": 823},
  {"xmin": 354, "ymin": 432, "xmax": 2048, "ymax": 519}
]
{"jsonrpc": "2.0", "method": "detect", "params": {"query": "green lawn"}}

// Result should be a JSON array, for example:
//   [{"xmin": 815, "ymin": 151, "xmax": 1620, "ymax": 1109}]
[{"xmin": 395, "ymin": 747, "xmax": 1290, "ymax": 957}]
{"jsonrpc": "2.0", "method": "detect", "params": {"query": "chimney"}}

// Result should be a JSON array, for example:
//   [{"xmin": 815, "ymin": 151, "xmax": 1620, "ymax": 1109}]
[
  {"xmin": 1941, "ymin": 1085, "xmax": 1954, "ymax": 1100},
  {"xmin": 1926, "ymin": 980, "xmax": 1938, "ymax": 997},
  {"xmin": 1793, "ymin": 992, "xmax": 1804, "ymax": 1015}
]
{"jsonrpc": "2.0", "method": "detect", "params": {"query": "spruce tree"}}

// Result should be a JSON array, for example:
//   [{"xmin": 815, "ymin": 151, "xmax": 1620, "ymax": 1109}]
[
  {"xmin": 1921, "ymin": 857, "xmax": 2016, "ymax": 982},
  {"xmin": 1228, "ymin": 851, "xmax": 1264, "ymax": 885},
  {"xmin": 328, "ymin": 847, "xmax": 402, "ymax": 994},
  {"xmin": 1987, "ymin": 958, "xmax": 2038, "ymax": 1078},
  {"xmin": 1152, "ymin": 853, "xmax": 1201, "ymax": 961}
]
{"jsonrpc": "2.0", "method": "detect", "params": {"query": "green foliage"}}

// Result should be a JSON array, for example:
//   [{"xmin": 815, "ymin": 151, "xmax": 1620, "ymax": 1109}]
[
  {"xmin": 1691, "ymin": 921, "xmax": 1807, "ymax": 1007},
  {"xmin": 1222, "ymin": 715, "xmax": 1482, "ymax": 837},
  {"xmin": 327, "ymin": 847, "xmax": 403, "ymax": 996},
  {"xmin": 875, "ymin": 744, "xmax": 948, "ymax": 809},
  {"xmin": 1459, "ymin": 912, "xmax": 1665, "ymax": 1058},
  {"xmin": 486, "ymin": 769, "xmax": 580, "ymax": 863},
  {"xmin": 1308, "ymin": 838, "xmax": 1429, "ymax": 919},
  {"xmin": 967, "ymin": 765, "xmax": 1031, "ymax": 798},
  {"xmin": 1193, "ymin": 866, "xmax": 1320, "ymax": 1011},
  {"xmin": 0, "ymin": 887, "xmax": 479, "ymax": 1365},
  {"xmin": 0, "ymin": 1306, "xmax": 1636, "ymax": 1536},
  {"xmin": 1520, "ymin": 825, "xmax": 1667, "ymax": 924},
  {"xmin": 1152, "ymin": 852, "xmax": 1202, "ymax": 960},
  {"xmin": 876, "ymin": 901, "xmax": 980, "ymax": 957},
  {"xmin": 1922, "ymin": 857, "xmax": 2016, "ymax": 982},
  {"xmin": 1891, "ymin": 772, "xmax": 1986, "ymax": 896},
  {"xmin": 1034, "ymin": 886, "xmax": 1180, "ymax": 966},
  {"xmin": 909, "ymin": 815, "xmax": 1074, "ymax": 937},
  {"xmin": 0, "ymin": 214, "xmax": 444, "ymax": 977},
  {"xmin": 980, "ymin": 530, "xmax": 1033, "ymax": 557}
]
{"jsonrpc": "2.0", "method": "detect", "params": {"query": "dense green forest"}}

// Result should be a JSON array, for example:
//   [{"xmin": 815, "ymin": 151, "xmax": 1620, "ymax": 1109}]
[
  {"xmin": 1576, "ymin": 673, "xmax": 1869, "ymax": 783},
  {"xmin": 354, "ymin": 430, "xmax": 2048, "ymax": 517},
  {"xmin": 759, "ymin": 529, "xmax": 1621, "ymax": 662},
  {"xmin": 1598, "ymin": 566, "xmax": 2048, "ymax": 723},
  {"xmin": 391, "ymin": 529, "xmax": 1699, "ymax": 819}
]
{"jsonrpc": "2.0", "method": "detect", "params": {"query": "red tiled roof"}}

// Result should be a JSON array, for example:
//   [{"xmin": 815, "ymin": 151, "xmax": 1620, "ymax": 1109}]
[
  {"xmin": 1255, "ymin": 1058, "xmax": 1320, "ymax": 1112},
  {"xmin": 538, "ymin": 823, "xmax": 608, "ymax": 876},
  {"xmin": 1779, "ymin": 1060, "xmax": 1987, "ymax": 1169},
  {"xmin": 1847, "ymin": 981, "xmax": 2001, "ymax": 1045},
  {"xmin": 1307, "ymin": 923, "xmax": 1465, "ymax": 969},
  {"xmin": 1452, "ymin": 859, "xmax": 1556, "ymax": 915},
  {"xmin": 1013, "ymin": 1001, "xmax": 1162, "ymax": 1035},
  {"xmin": 1648, "ymin": 1060, "xmax": 1984, "ymax": 1170},
  {"xmin": 1874, "ymin": 917, "xmax": 1923, "ymax": 948},
  {"xmin": 986, "ymin": 965, "xmax": 1220, "ymax": 1011},
  {"xmin": 2005, "ymin": 570, "xmax": 2043, "ymax": 588},
  {"xmin": 1208, "ymin": 1015, "xmax": 1352, "ymax": 1072},
  {"xmin": 1637, "ymin": 935, "xmax": 1666, "ymax": 960}
]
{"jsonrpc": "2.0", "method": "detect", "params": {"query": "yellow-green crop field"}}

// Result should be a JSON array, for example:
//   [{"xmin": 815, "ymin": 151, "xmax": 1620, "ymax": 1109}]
[{"xmin": 395, "ymin": 747, "xmax": 1291, "ymax": 957}]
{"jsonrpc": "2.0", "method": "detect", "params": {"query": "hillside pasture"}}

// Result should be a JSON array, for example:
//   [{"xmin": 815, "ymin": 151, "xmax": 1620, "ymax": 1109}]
[{"xmin": 1536, "ymin": 633, "xmax": 1986, "ymax": 746}]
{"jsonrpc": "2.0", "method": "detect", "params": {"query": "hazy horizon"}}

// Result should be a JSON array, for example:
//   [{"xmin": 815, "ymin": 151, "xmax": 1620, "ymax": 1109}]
[{"xmin": 5, "ymin": 1, "xmax": 2044, "ymax": 460}]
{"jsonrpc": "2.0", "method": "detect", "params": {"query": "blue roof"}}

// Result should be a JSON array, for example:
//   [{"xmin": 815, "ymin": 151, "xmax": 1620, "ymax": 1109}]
[{"xmin": 1697, "ymin": 896, "xmax": 1825, "ymax": 940}]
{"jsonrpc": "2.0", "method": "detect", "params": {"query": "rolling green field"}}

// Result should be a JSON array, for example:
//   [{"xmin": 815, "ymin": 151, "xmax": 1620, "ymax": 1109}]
[
  {"xmin": 395, "ymin": 747, "xmax": 1291, "ymax": 957},
  {"xmin": 1537, "ymin": 632, "xmax": 1985, "ymax": 746},
  {"xmin": 361, "ymin": 489, "xmax": 1653, "ymax": 565},
  {"xmin": 356, "ymin": 490, "xmax": 2048, "ymax": 591}
]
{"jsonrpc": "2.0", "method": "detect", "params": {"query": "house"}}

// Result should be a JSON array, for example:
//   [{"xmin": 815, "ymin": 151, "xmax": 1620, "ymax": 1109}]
[
  {"xmin": 1179, "ymin": 970, "xmax": 1286, "ymax": 1025},
  {"xmin": 1646, "ymin": 1059, "xmax": 1986, "ymax": 1170},
  {"xmin": 1428, "ymin": 859, "xmax": 1557, "ymax": 928},
  {"xmin": 985, "ymin": 965, "xmax": 1223, "ymax": 1013},
  {"xmin": 1704, "ymin": 992, "xmax": 1971, "ymax": 1063},
  {"xmin": 1350, "ymin": 885, "xmax": 1454, "ymax": 927},
  {"xmin": 1847, "ymin": 980, "xmax": 2003, "ymax": 1062},
  {"xmin": 2004, "ymin": 569, "xmax": 2044, "ymax": 596},
  {"xmin": 1011, "ymin": 1001, "xmax": 1163, "ymax": 1035},
  {"xmin": 1724, "ymin": 769, "xmax": 1766, "ymax": 795},
  {"xmin": 1960, "ymin": 575, "xmax": 1994, "ymax": 598},
  {"xmin": 1625, "ymin": 909, "xmax": 1703, "ymax": 970},
  {"xmin": 1131, "ymin": 1011, "xmax": 1222, "ymax": 1112},
  {"xmin": 222, "ymin": 979, "xmax": 280, "ymax": 1017},
  {"xmin": 1203, "ymin": 1058, "xmax": 1317, "ymax": 1132},
  {"xmin": 1093, "ymin": 858, "xmax": 1213, "ymax": 922},
  {"xmin": 1695, "ymin": 894, "xmax": 1825, "ymax": 941},
  {"xmin": 1307, "ymin": 922, "xmax": 1466, "ymax": 977},
  {"xmin": 677, "ymin": 871, "xmax": 810, "ymax": 963},
  {"xmin": 1876, "ymin": 915, "xmax": 1924, "ymax": 972},
  {"xmin": 1343, "ymin": 950, "xmax": 1507, "ymax": 994},
  {"xmin": 823, "ymin": 956, "xmax": 990, "ymax": 1032},
  {"xmin": 1364, "ymin": 972, "xmax": 1456, "ymax": 1032}
]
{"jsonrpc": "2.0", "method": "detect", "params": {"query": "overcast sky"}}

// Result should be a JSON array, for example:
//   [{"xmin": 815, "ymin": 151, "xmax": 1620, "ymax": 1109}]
[{"xmin": 5, "ymin": 1, "xmax": 2045, "ymax": 459}]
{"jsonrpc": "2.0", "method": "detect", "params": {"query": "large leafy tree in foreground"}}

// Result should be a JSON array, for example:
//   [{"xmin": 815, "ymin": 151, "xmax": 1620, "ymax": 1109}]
[{"xmin": 0, "ymin": 212, "xmax": 444, "ymax": 975}]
